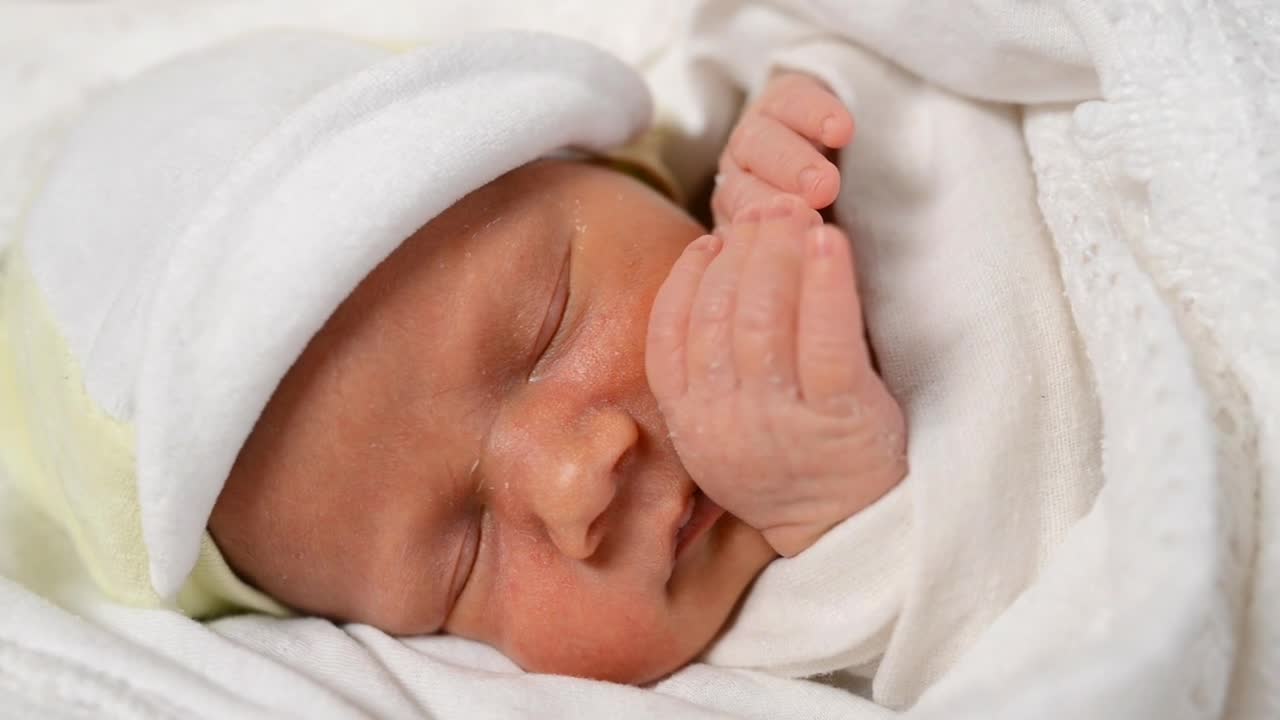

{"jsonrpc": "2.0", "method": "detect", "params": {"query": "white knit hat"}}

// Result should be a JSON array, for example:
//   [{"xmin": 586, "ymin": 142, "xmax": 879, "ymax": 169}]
[{"xmin": 8, "ymin": 29, "xmax": 651, "ymax": 602}]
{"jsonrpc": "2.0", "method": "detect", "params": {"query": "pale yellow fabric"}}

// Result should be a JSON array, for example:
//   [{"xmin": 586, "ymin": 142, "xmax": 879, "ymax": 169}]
[
  {"xmin": 0, "ymin": 245, "xmax": 285, "ymax": 618},
  {"xmin": 598, "ymin": 128, "xmax": 686, "ymax": 204}
]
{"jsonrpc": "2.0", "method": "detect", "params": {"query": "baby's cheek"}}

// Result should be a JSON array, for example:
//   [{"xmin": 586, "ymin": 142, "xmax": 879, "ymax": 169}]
[{"xmin": 495, "ymin": 570, "xmax": 686, "ymax": 684}]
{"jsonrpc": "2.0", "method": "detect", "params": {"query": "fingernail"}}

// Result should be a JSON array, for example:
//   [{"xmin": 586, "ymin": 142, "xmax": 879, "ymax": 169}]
[
  {"xmin": 799, "ymin": 167, "xmax": 822, "ymax": 194},
  {"xmin": 821, "ymin": 117, "xmax": 841, "ymax": 144},
  {"xmin": 691, "ymin": 233, "xmax": 722, "ymax": 254},
  {"xmin": 808, "ymin": 227, "xmax": 832, "ymax": 257}
]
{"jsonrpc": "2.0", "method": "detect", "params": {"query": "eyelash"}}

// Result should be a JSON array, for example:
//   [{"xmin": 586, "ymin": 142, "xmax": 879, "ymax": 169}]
[
  {"xmin": 529, "ymin": 251, "xmax": 572, "ymax": 379},
  {"xmin": 448, "ymin": 456, "xmax": 488, "ymax": 614},
  {"xmin": 459, "ymin": 505, "xmax": 485, "ymax": 592}
]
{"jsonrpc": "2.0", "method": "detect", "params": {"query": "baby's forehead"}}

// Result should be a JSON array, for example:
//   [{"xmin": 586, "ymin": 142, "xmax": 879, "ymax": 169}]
[
  {"xmin": 330, "ymin": 170, "xmax": 577, "ymax": 391},
  {"xmin": 424, "ymin": 166, "xmax": 576, "ymax": 267}
]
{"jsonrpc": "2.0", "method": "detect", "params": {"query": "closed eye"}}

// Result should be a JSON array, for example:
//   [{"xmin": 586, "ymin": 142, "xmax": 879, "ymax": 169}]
[
  {"xmin": 447, "ymin": 505, "xmax": 484, "ymax": 619},
  {"xmin": 528, "ymin": 245, "xmax": 572, "ymax": 379}
]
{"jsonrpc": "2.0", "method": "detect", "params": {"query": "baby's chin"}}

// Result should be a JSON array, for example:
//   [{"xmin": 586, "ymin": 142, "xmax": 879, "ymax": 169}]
[
  {"xmin": 507, "ymin": 626, "xmax": 706, "ymax": 685},
  {"xmin": 503, "ymin": 603, "xmax": 724, "ymax": 686}
]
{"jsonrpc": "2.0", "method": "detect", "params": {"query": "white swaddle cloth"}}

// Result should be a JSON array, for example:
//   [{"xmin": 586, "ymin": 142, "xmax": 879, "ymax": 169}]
[
  {"xmin": 8, "ymin": 29, "xmax": 652, "ymax": 603},
  {"xmin": 661, "ymin": 1, "xmax": 1278, "ymax": 717},
  {"xmin": 3, "ymin": 2, "xmax": 1276, "ymax": 718},
  {"xmin": 686, "ymin": 12, "xmax": 1105, "ymax": 708}
]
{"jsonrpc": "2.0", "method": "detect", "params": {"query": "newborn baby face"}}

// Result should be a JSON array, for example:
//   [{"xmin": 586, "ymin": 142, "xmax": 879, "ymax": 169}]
[{"xmin": 209, "ymin": 159, "xmax": 776, "ymax": 684}]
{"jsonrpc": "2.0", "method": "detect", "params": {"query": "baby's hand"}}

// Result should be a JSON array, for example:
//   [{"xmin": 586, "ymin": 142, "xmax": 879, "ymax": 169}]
[
  {"xmin": 712, "ymin": 73, "xmax": 854, "ymax": 227},
  {"xmin": 647, "ymin": 196, "xmax": 906, "ymax": 557}
]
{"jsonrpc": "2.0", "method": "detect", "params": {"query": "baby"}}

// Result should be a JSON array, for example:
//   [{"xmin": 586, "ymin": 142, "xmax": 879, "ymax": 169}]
[
  {"xmin": 207, "ymin": 71, "xmax": 905, "ymax": 685},
  {"xmin": 1, "ymin": 27, "xmax": 913, "ymax": 697}
]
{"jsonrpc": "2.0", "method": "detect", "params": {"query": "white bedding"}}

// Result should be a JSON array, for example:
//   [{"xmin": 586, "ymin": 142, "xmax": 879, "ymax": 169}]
[{"xmin": 3, "ymin": 1, "xmax": 1277, "ymax": 719}]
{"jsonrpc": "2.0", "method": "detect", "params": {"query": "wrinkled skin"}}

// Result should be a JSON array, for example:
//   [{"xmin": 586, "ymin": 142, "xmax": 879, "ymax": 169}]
[{"xmin": 646, "ymin": 196, "xmax": 906, "ymax": 557}]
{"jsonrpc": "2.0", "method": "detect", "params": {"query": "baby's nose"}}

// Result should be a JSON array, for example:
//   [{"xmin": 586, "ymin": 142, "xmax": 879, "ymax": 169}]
[
  {"xmin": 537, "ymin": 461, "xmax": 615, "ymax": 560},
  {"xmin": 494, "ymin": 406, "xmax": 637, "ymax": 561}
]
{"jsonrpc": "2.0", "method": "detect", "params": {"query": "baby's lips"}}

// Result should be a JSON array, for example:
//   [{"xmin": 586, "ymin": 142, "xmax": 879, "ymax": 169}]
[{"xmin": 674, "ymin": 490, "xmax": 726, "ymax": 559}]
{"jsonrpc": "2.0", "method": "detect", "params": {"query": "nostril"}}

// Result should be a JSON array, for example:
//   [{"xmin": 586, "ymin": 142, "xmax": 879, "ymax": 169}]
[
  {"xmin": 579, "ymin": 495, "xmax": 616, "ymax": 557},
  {"xmin": 583, "ymin": 516, "xmax": 606, "ymax": 559},
  {"xmin": 676, "ymin": 495, "xmax": 695, "ymax": 533},
  {"xmin": 548, "ymin": 515, "xmax": 606, "ymax": 561},
  {"xmin": 532, "ymin": 408, "xmax": 636, "ymax": 560},
  {"xmin": 613, "ymin": 437, "xmax": 639, "ymax": 476}
]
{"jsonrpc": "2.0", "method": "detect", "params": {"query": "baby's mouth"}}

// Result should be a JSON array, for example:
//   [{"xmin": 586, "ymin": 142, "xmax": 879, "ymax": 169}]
[{"xmin": 675, "ymin": 490, "xmax": 725, "ymax": 558}]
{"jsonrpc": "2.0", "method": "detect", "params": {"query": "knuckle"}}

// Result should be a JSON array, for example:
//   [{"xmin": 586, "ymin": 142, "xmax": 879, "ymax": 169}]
[
  {"xmin": 761, "ymin": 92, "xmax": 797, "ymax": 122},
  {"xmin": 811, "ymin": 389, "xmax": 862, "ymax": 418},
  {"xmin": 765, "ymin": 77, "xmax": 827, "ymax": 121},
  {"xmin": 803, "ymin": 331, "xmax": 856, "ymax": 364},
  {"xmin": 768, "ymin": 72, "xmax": 811, "ymax": 98},
  {"xmin": 762, "ymin": 359, "xmax": 798, "ymax": 392},
  {"xmin": 800, "ymin": 349, "xmax": 847, "ymax": 384},
  {"xmin": 758, "ymin": 403, "xmax": 796, "ymax": 455},
  {"xmin": 806, "ymin": 98, "xmax": 832, "ymax": 124},
  {"xmin": 732, "ymin": 119, "xmax": 768, "ymax": 157},
  {"xmin": 769, "ymin": 146, "xmax": 798, "ymax": 175}
]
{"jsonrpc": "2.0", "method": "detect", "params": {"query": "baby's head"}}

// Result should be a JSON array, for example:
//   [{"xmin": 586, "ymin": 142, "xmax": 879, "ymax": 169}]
[
  {"xmin": 7, "ymin": 30, "xmax": 775, "ymax": 686},
  {"xmin": 208, "ymin": 158, "xmax": 775, "ymax": 683}
]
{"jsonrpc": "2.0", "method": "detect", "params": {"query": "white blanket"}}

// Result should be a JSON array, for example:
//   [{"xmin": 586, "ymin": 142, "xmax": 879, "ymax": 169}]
[
  {"xmin": 2, "ymin": 1, "xmax": 1277, "ymax": 719},
  {"xmin": 677, "ymin": 3, "xmax": 1278, "ymax": 719}
]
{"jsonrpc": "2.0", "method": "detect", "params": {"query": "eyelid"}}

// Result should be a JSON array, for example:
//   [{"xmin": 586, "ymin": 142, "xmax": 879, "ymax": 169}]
[
  {"xmin": 528, "ymin": 246, "xmax": 572, "ymax": 379},
  {"xmin": 447, "ymin": 507, "xmax": 484, "ymax": 618}
]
